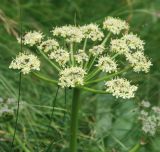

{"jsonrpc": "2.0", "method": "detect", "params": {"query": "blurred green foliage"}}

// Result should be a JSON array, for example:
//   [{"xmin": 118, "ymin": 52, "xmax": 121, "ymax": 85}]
[{"xmin": 0, "ymin": 0, "xmax": 160, "ymax": 151}]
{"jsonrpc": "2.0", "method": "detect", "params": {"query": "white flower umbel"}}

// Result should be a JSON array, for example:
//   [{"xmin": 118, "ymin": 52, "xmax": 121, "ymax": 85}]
[
  {"xmin": 89, "ymin": 45, "xmax": 105, "ymax": 56},
  {"xmin": 105, "ymin": 78, "xmax": 138, "ymax": 99},
  {"xmin": 74, "ymin": 49, "xmax": 89, "ymax": 64},
  {"xmin": 38, "ymin": 39, "xmax": 59, "ymax": 53},
  {"xmin": 58, "ymin": 67, "xmax": 86, "ymax": 88},
  {"xmin": 110, "ymin": 39, "xmax": 129, "ymax": 54},
  {"xmin": 152, "ymin": 107, "xmax": 160, "ymax": 114},
  {"xmin": 138, "ymin": 101, "xmax": 160, "ymax": 136},
  {"xmin": 52, "ymin": 25, "xmax": 84, "ymax": 43},
  {"xmin": 9, "ymin": 52, "xmax": 40, "ymax": 74},
  {"xmin": 141, "ymin": 100, "xmax": 151, "ymax": 108},
  {"xmin": 122, "ymin": 33, "xmax": 145, "ymax": 51},
  {"xmin": 140, "ymin": 110, "xmax": 148, "ymax": 117},
  {"xmin": 49, "ymin": 49, "xmax": 69, "ymax": 66},
  {"xmin": 10, "ymin": 16, "xmax": 152, "ymax": 94},
  {"xmin": 142, "ymin": 115, "xmax": 157, "ymax": 136},
  {"xmin": 126, "ymin": 51, "xmax": 152, "ymax": 73},
  {"xmin": 96, "ymin": 56, "xmax": 117, "ymax": 73},
  {"xmin": 22, "ymin": 31, "xmax": 43, "ymax": 46},
  {"xmin": 103, "ymin": 17, "xmax": 129, "ymax": 35},
  {"xmin": 81, "ymin": 24, "xmax": 104, "ymax": 41}
]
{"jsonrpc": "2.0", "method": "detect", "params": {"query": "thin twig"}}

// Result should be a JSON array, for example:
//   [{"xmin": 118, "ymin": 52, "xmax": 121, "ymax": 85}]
[
  {"xmin": 47, "ymin": 86, "xmax": 59, "ymax": 131},
  {"xmin": 45, "ymin": 86, "xmax": 60, "ymax": 152},
  {"xmin": 11, "ymin": 72, "xmax": 22, "ymax": 151},
  {"xmin": 11, "ymin": 0, "xmax": 23, "ymax": 150}
]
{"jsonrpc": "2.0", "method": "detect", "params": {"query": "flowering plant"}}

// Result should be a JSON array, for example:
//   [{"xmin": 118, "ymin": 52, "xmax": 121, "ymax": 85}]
[{"xmin": 9, "ymin": 17, "xmax": 152, "ymax": 152}]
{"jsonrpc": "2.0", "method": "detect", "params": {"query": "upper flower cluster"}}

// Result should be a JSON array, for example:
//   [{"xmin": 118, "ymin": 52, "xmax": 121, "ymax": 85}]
[
  {"xmin": 103, "ymin": 16, "xmax": 129, "ymax": 34},
  {"xmin": 19, "ymin": 31, "xmax": 43, "ymax": 46},
  {"xmin": 10, "ymin": 16, "xmax": 152, "ymax": 99},
  {"xmin": 110, "ymin": 33, "xmax": 152, "ymax": 73},
  {"xmin": 52, "ymin": 24, "xmax": 104, "ymax": 43},
  {"xmin": 81, "ymin": 24, "xmax": 104, "ymax": 41},
  {"xmin": 52, "ymin": 25, "xmax": 84, "ymax": 43}
]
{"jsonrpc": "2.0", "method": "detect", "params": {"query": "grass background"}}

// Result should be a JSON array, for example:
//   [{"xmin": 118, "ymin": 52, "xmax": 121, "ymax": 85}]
[{"xmin": 0, "ymin": 0, "xmax": 160, "ymax": 151}]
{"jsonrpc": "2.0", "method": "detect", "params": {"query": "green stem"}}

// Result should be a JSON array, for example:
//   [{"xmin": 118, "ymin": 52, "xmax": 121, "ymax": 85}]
[
  {"xmin": 84, "ymin": 33, "xmax": 111, "ymax": 71},
  {"xmin": 87, "ymin": 56, "xmax": 97, "ymax": 72},
  {"xmin": 85, "ymin": 67, "xmax": 129, "ymax": 84},
  {"xmin": 70, "ymin": 43, "xmax": 75, "ymax": 65},
  {"xmin": 128, "ymin": 143, "xmax": 140, "ymax": 152},
  {"xmin": 101, "ymin": 32, "xmax": 111, "ymax": 45},
  {"xmin": 82, "ymin": 38, "xmax": 88, "ymax": 68},
  {"xmin": 70, "ymin": 88, "xmax": 81, "ymax": 152},
  {"xmin": 83, "ymin": 38, "xmax": 88, "ymax": 51},
  {"xmin": 111, "ymin": 53, "xmax": 120, "ymax": 59},
  {"xmin": 80, "ymin": 86, "xmax": 107, "ymax": 94},
  {"xmin": 32, "ymin": 72, "xmax": 58, "ymax": 85},
  {"xmin": 84, "ymin": 53, "xmax": 91, "ymax": 69},
  {"xmin": 85, "ymin": 68, "xmax": 100, "ymax": 81},
  {"xmin": 39, "ymin": 50, "xmax": 60, "ymax": 71}
]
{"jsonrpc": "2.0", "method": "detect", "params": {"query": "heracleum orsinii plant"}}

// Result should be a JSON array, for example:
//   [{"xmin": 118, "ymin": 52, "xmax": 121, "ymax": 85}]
[{"xmin": 9, "ymin": 16, "xmax": 152, "ymax": 152}]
